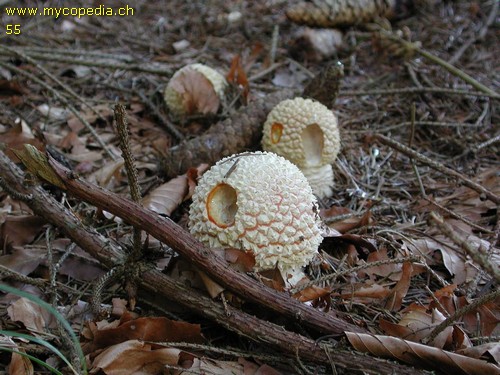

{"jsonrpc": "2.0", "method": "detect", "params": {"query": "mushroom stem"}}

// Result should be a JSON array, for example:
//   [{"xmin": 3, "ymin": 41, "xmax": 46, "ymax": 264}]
[{"xmin": 301, "ymin": 164, "xmax": 334, "ymax": 199}]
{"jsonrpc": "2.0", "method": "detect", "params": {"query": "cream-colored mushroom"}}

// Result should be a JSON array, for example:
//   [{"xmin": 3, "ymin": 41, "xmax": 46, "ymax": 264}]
[
  {"xmin": 261, "ymin": 97, "xmax": 340, "ymax": 198},
  {"xmin": 188, "ymin": 151, "xmax": 323, "ymax": 287},
  {"xmin": 164, "ymin": 63, "xmax": 227, "ymax": 117}
]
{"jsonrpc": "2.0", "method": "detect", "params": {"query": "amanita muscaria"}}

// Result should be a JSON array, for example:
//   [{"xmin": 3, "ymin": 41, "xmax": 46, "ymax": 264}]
[
  {"xmin": 188, "ymin": 151, "xmax": 323, "ymax": 287},
  {"xmin": 261, "ymin": 97, "xmax": 340, "ymax": 199},
  {"xmin": 164, "ymin": 63, "xmax": 227, "ymax": 117}
]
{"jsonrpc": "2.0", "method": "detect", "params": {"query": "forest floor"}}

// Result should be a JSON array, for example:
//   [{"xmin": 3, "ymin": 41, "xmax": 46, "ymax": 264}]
[{"xmin": 0, "ymin": 1, "xmax": 498, "ymax": 374}]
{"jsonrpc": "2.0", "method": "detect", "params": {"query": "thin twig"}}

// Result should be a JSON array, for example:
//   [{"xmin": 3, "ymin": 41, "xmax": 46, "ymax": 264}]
[
  {"xmin": 340, "ymin": 87, "xmax": 499, "ymax": 98},
  {"xmin": 0, "ymin": 49, "xmax": 173, "ymax": 76},
  {"xmin": 373, "ymin": 26, "xmax": 499, "ymax": 98},
  {"xmin": 374, "ymin": 134, "xmax": 500, "ymax": 204},
  {"xmin": 424, "ymin": 197, "xmax": 493, "ymax": 234}
]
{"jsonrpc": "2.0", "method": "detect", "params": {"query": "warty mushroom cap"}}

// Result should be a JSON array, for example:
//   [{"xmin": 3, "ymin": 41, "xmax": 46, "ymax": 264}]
[
  {"xmin": 164, "ymin": 63, "xmax": 227, "ymax": 116},
  {"xmin": 261, "ymin": 97, "xmax": 340, "ymax": 199},
  {"xmin": 261, "ymin": 97, "xmax": 340, "ymax": 168},
  {"xmin": 188, "ymin": 151, "xmax": 323, "ymax": 283}
]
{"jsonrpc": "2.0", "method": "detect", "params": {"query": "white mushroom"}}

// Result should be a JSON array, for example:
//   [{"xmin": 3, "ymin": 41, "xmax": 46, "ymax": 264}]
[
  {"xmin": 164, "ymin": 63, "xmax": 227, "ymax": 117},
  {"xmin": 188, "ymin": 151, "xmax": 323, "ymax": 287},
  {"xmin": 261, "ymin": 97, "xmax": 340, "ymax": 199}
]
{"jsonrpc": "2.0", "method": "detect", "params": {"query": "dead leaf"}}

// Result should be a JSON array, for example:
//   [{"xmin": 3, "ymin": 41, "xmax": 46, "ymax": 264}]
[
  {"xmin": 224, "ymin": 248, "xmax": 256, "ymax": 273},
  {"xmin": 1, "ymin": 336, "xmax": 33, "ymax": 375},
  {"xmin": 320, "ymin": 205, "xmax": 372, "ymax": 233},
  {"xmin": 429, "ymin": 286, "xmax": 500, "ymax": 337},
  {"xmin": 90, "ymin": 339, "xmax": 180, "ymax": 375},
  {"xmin": 380, "ymin": 307, "xmax": 453, "ymax": 348},
  {"xmin": 345, "ymin": 332, "xmax": 500, "ymax": 375},
  {"xmin": 292, "ymin": 285, "xmax": 331, "ymax": 303},
  {"xmin": 336, "ymin": 282, "xmax": 391, "ymax": 303},
  {"xmin": 184, "ymin": 357, "xmax": 243, "ymax": 375},
  {"xmin": 0, "ymin": 215, "xmax": 46, "ymax": 248},
  {"xmin": 7, "ymin": 297, "xmax": 53, "ymax": 333},
  {"xmin": 384, "ymin": 262, "xmax": 413, "ymax": 311},
  {"xmin": 0, "ymin": 246, "xmax": 45, "ymax": 276},
  {"xmin": 197, "ymin": 269, "xmax": 225, "ymax": 298},
  {"xmin": 227, "ymin": 55, "xmax": 249, "ymax": 103},
  {"xmin": 361, "ymin": 247, "xmax": 401, "ymax": 279},
  {"xmin": 86, "ymin": 316, "xmax": 203, "ymax": 352},
  {"xmin": 0, "ymin": 121, "xmax": 45, "ymax": 162},
  {"xmin": 143, "ymin": 164, "xmax": 209, "ymax": 216},
  {"xmin": 458, "ymin": 342, "xmax": 500, "ymax": 364}
]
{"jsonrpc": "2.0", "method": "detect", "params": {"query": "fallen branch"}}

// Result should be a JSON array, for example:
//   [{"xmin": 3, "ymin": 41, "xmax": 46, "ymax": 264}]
[{"xmin": 0, "ymin": 149, "xmax": 423, "ymax": 374}]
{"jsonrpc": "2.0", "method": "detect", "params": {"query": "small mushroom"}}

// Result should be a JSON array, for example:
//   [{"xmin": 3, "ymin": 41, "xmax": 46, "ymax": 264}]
[
  {"xmin": 164, "ymin": 63, "xmax": 227, "ymax": 117},
  {"xmin": 261, "ymin": 97, "xmax": 340, "ymax": 198},
  {"xmin": 188, "ymin": 151, "xmax": 323, "ymax": 286}
]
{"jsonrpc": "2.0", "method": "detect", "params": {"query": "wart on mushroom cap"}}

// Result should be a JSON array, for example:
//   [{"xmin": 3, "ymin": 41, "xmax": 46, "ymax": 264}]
[
  {"xmin": 188, "ymin": 151, "xmax": 323, "ymax": 286},
  {"xmin": 261, "ymin": 97, "xmax": 340, "ymax": 199}
]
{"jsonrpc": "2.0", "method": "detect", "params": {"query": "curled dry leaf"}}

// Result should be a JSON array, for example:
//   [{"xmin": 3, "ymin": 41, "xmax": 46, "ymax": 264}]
[
  {"xmin": 345, "ymin": 332, "xmax": 500, "ymax": 375},
  {"xmin": 383, "ymin": 262, "xmax": 413, "ymax": 312},
  {"xmin": 91, "ymin": 339, "xmax": 181, "ymax": 375},
  {"xmin": 142, "ymin": 164, "xmax": 208, "ymax": 216}
]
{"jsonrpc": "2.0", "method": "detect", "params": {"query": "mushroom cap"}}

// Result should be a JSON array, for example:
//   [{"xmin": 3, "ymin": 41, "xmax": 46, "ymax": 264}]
[
  {"xmin": 261, "ymin": 97, "xmax": 340, "ymax": 168},
  {"xmin": 188, "ymin": 151, "xmax": 322, "ymax": 273},
  {"xmin": 164, "ymin": 63, "xmax": 227, "ymax": 116}
]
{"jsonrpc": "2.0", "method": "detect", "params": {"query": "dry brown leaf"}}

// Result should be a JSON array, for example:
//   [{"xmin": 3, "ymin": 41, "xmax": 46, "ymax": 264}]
[
  {"xmin": 458, "ymin": 342, "xmax": 500, "ymax": 364},
  {"xmin": 361, "ymin": 247, "xmax": 401, "ymax": 280},
  {"xmin": 345, "ymin": 332, "xmax": 500, "ymax": 375},
  {"xmin": 380, "ymin": 307, "xmax": 453, "ymax": 348},
  {"xmin": 320, "ymin": 205, "xmax": 372, "ymax": 233},
  {"xmin": 66, "ymin": 103, "xmax": 113, "ymax": 132},
  {"xmin": 227, "ymin": 55, "xmax": 249, "ymax": 103},
  {"xmin": 384, "ymin": 262, "xmax": 413, "ymax": 311},
  {"xmin": 170, "ymin": 67, "xmax": 221, "ymax": 115},
  {"xmin": 430, "ymin": 286, "xmax": 500, "ymax": 337},
  {"xmin": 86, "ymin": 316, "xmax": 203, "ymax": 352},
  {"xmin": 292, "ymin": 285, "xmax": 331, "ymax": 303},
  {"xmin": 142, "ymin": 174, "xmax": 188, "ymax": 216},
  {"xmin": 90, "ymin": 339, "xmax": 180, "ymax": 375},
  {"xmin": 8, "ymin": 348, "xmax": 33, "ymax": 375},
  {"xmin": 7, "ymin": 297, "xmax": 53, "ymax": 333},
  {"xmin": 184, "ymin": 357, "xmax": 243, "ymax": 375},
  {"xmin": 88, "ymin": 158, "xmax": 125, "ymax": 188},
  {"xmin": 224, "ymin": 248, "xmax": 256, "ymax": 273},
  {"xmin": 197, "ymin": 269, "xmax": 225, "ymax": 298},
  {"xmin": 336, "ymin": 282, "xmax": 391, "ymax": 303},
  {"xmin": 0, "ymin": 246, "xmax": 46, "ymax": 276},
  {"xmin": 142, "ymin": 164, "xmax": 209, "ymax": 216},
  {"xmin": 0, "ymin": 121, "xmax": 45, "ymax": 163}
]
